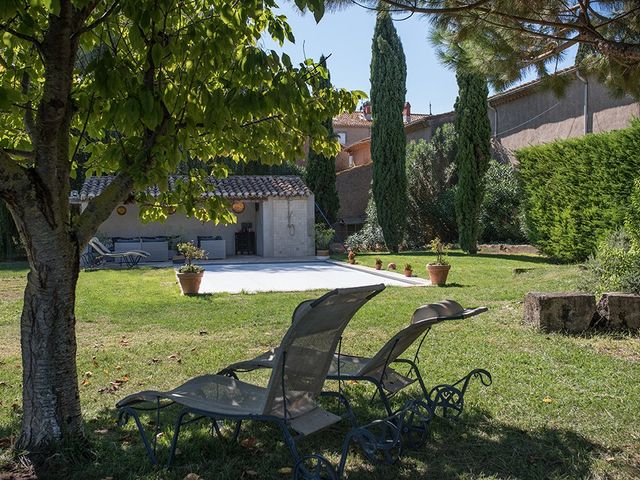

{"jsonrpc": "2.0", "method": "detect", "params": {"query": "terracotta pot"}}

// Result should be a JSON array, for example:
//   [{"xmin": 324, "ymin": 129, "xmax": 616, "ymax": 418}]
[
  {"xmin": 427, "ymin": 264, "xmax": 451, "ymax": 286},
  {"xmin": 316, "ymin": 249, "xmax": 330, "ymax": 258},
  {"xmin": 404, "ymin": 269, "xmax": 413, "ymax": 277},
  {"xmin": 176, "ymin": 271, "xmax": 204, "ymax": 295},
  {"xmin": 375, "ymin": 264, "xmax": 382, "ymax": 270},
  {"xmin": 348, "ymin": 259, "xmax": 356, "ymax": 265}
]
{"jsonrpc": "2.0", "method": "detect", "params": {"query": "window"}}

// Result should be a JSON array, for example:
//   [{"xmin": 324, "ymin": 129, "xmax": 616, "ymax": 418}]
[{"xmin": 337, "ymin": 132, "xmax": 347, "ymax": 145}]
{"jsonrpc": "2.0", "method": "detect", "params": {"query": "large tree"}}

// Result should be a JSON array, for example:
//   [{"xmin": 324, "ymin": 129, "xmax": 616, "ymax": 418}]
[
  {"xmin": 306, "ymin": 55, "xmax": 340, "ymax": 224},
  {"xmin": 370, "ymin": 7, "xmax": 407, "ymax": 253},
  {"xmin": 329, "ymin": 1, "xmax": 640, "ymax": 96},
  {"xmin": 453, "ymin": 67, "xmax": 491, "ymax": 254},
  {"xmin": 0, "ymin": 0, "xmax": 356, "ymax": 455}
]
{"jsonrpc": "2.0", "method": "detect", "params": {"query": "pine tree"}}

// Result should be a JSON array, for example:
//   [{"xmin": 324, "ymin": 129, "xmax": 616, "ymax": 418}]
[
  {"xmin": 306, "ymin": 56, "xmax": 340, "ymax": 224},
  {"xmin": 454, "ymin": 68, "xmax": 491, "ymax": 254},
  {"xmin": 370, "ymin": 9, "xmax": 407, "ymax": 253}
]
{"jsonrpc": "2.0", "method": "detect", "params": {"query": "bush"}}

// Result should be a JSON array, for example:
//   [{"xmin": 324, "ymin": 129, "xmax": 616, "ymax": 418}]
[
  {"xmin": 517, "ymin": 120, "xmax": 640, "ymax": 261},
  {"xmin": 344, "ymin": 194, "xmax": 385, "ymax": 252},
  {"xmin": 314, "ymin": 224, "xmax": 335, "ymax": 250},
  {"xmin": 479, "ymin": 160, "xmax": 527, "ymax": 244},
  {"xmin": 405, "ymin": 124, "xmax": 458, "ymax": 246},
  {"xmin": 579, "ymin": 229, "xmax": 640, "ymax": 295},
  {"xmin": 625, "ymin": 177, "xmax": 640, "ymax": 245}
]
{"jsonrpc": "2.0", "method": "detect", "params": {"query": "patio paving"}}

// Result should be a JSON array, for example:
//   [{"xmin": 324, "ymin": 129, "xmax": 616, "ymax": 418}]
[{"xmin": 199, "ymin": 260, "xmax": 430, "ymax": 294}]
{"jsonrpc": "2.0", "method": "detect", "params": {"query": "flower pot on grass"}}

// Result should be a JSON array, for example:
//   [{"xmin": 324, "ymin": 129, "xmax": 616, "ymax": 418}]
[
  {"xmin": 176, "ymin": 241, "xmax": 207, "ymax": 295},
  {"xmin": 348, "ymin": 250, "xmax": 357, "ymax": 265},
  {"xmin": 315, "ymin": 224, "xmax": 334, "ymax": 259},
  {"xmin": 403, "ymin": 264, "xmax": 413, "ymax": 277},
  {"xmin": 427, "ymin": 237, "xmax": 451, "ymax": 286},
  {"xmin": 375, "ymin": 258, "xmax": 383, "ymax": 270}
]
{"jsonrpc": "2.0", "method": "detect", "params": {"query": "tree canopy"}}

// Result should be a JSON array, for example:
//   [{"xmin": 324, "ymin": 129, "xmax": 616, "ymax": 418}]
[
  {"xmin": 0, "ymin": 0, "xmax": 359, "ymax": 454},
  {"xmin": 329, "ymin": 1, "xmax": 640, "ymax": 96}
]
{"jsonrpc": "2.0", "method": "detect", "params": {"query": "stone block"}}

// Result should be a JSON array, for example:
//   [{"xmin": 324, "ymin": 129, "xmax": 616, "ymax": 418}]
[
  {"xmin": 523, "ymin": 292, "xmax": 596, "ymax": 333},
  {"xmin": 593, "ymin": 293, "xmax": 640, "ymax": 331}
]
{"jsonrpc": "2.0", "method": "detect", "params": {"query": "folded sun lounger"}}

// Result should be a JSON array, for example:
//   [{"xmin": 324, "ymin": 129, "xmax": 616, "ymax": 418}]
[
  {"xmin": 116, "ymin": 284, "xmax": 385, "ymax": 470},
  {"xmin": 224, "ymin": 300, "xmax": 492, "ymax": 422}
]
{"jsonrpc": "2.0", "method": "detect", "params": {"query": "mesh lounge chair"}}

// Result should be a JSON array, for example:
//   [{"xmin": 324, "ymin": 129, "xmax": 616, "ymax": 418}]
[
  {"xmin": 116, "ymin": 284, "xmax": 385, "ymax": 471},
  {"xmin": 224, "ymin": 300, "xmax": 492, "ymax": 423},
  {"xmin": 83, "ymin": 237, "xmax": 149, "ymax": 268}
]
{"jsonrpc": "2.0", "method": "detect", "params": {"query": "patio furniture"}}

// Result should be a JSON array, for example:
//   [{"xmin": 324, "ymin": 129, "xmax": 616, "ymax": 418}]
[
  {"xmin": 224, "ymin": 300, "xmax": 492, "ymax": 422},
  {"xmin": 198, "ymin": 236, "xmax": 226, "ymax": 259},
  {"xmin": 116, "ymin": 284, "xmax": 386, "ymax": 470},
  {"xmin": 84, "ymin": 237, "xmax": 149, "ymax": 268}
]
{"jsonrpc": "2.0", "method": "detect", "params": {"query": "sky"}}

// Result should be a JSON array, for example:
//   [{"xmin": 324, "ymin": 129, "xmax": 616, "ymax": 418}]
[{"xmin": 261, "ymin": 3, "xmax": 576, "ymax": 116}]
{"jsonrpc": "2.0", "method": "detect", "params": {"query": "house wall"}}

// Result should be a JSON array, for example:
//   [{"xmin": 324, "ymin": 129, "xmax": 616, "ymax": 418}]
[
  {"xmin": 335, "ymin": 124, "xmax": 372, "ymax": 171},
  {"xmin": 91, "ymin": 202, "xmax": 260, "ymax": 256},
  {"xmin": 490, "ymin": 74, "xmax": 640, "ymax": 154},
  {"xmin": 267, "ymin": 197, "xmax": 315, "ymax": 257}
]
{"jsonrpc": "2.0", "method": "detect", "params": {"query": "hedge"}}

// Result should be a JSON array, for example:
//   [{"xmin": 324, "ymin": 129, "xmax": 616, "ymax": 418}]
[{"xmin": 516, "ymin": 119, "xmax": 640, "ymax": 262}]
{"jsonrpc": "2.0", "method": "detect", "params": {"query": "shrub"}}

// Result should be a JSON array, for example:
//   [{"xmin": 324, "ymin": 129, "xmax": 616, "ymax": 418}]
[
  {"xmin": 579, "ymin": 229, "xmax": 640, "ymax": 295},
  {"xmin": 405, "ymin": 124, "xmax": 458, "ymax": 246},
  {"xmin": 344, "ymin": 194, "xmax": 385, "ymax": 252},
  {"xmin": 517, "ymin": 120, "xmax": 640, "ymax": 261},
  {"xmin": 314, "ymin": 224, "xmax": 335, "ymax": 250},
  {"xmin": 176, "ymin": 242, "xmax": 207, "ymax": 273},
  {"xmin": 626, "ymin": 177, "xmax": 640, "ymax": 245},
  {"xmin": 479, "ymin": 160, "xmax": 527, "ymax": 244}
]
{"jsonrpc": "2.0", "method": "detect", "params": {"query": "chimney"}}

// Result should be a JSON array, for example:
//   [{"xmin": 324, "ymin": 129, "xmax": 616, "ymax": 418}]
[
  {"xmin": 363, "ymin": 102, "xmax": 372, "ymax": 121},
  {"xmin": 403, "ymin": 101, "xmax": 411, "ymax": 123}
]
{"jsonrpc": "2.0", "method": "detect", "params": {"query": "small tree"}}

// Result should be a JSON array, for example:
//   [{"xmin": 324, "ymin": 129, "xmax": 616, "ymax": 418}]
[
  {"xmin": 405, "ymin": 124, "xmax": 457, "ymax": 246},
  {"xmin": 370, "ymin": 8, "xmax": 407, "ymax": 253},
  {"xmin": 454, "ymin": 67, "xmax": 491, "ymax": 254},
  {"xmin": 306, "ymin": 55, "xmax": 340, "ymax": 224}
]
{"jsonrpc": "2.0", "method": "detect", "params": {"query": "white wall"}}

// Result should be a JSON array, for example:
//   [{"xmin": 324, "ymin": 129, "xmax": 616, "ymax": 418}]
[
  {"xmin": 91, "ymin": 202, "xmax": 256, "ymax": 256},
  {"xmin": 88, "ymin": 196, "xmax": 315, "ymax": 258}
]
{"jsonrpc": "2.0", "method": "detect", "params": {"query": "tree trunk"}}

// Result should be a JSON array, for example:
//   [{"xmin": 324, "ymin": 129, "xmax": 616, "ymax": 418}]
[
  {"xmin": 4, "ymin": 187, "xmax": 84, "ymax": 452},
  {"xmin": 18, "ymin": 229, "xmax": 82, "ymax": 451}
]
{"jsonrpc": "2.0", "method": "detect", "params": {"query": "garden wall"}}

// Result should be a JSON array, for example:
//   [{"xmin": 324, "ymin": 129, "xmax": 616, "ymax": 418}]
[{"xmin": 516, "ymin": 119, "xmax": 640, "ymax": 261}]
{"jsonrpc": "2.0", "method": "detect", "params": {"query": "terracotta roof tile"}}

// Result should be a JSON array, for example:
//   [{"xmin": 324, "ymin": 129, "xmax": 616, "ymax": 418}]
[
  {"xmin": 333, "ymin": 111, "xmax": 429, "ymax": 127},
  {"xmin": 79, "ymin": 175, "xmax": 312, "ymax": 201}
]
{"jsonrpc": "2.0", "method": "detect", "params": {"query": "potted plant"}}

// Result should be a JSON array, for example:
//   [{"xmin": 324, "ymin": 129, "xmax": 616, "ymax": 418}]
[
  {"xmin": 348, "ymin": 250, "xmax": 357, "ymax": 264},
  {"xmin": 427, "ymin": 237, "xmax": 451, "ymax": 286},
  {"xmin": 315, "ymin": 224, "xmax": 334, "ymax": 259},
  {"xmin": 387, "ymin": 262, "xmax": 397, "ymax": 271},
  {"xmin": 374, "ymin": 258, "xmax": 383, "ymax": 270},
  {"xmin": 403, "ymin": 263, "xmax": 413, "ymax": 277},
  {"xmin": 176, "ymin": 241, "xmax": 207, "ymax": 295}
]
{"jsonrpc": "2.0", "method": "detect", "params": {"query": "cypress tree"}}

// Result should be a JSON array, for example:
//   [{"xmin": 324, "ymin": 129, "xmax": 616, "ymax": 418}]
[
  {"xmin": 454, "ymin": 68, "xmax": 491, "ymax": 254},
  {"xmin": 370, "ymin": 9, "xmax": 407, "ymax": 253},
  {"xmin": 306, "ymin": 55, "xmax": 340, "ymax": 224}
]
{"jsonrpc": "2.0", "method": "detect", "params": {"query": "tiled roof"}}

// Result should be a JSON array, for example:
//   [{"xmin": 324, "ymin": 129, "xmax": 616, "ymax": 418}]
[
  {"xmin": 333, "ymin": 111, "xmax": 429, "ymax": 127},
  {"xmin": 79, "ymin": 175, "xmax": 312, "ymax": 201}
]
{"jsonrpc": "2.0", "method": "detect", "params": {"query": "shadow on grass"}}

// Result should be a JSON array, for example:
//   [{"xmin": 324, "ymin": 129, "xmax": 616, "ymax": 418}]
[
  {"xmin": 2, "ymin": 398, "xmax": 616, "ymax": 480},
  {"xmin": 336, "ymin": 251, "xmax": 558, "ymax": 266}
]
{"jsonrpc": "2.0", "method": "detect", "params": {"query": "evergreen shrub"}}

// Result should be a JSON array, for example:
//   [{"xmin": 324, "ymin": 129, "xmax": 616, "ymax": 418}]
[{"xmin": 517, "ymin": 120, "xmax": 640, "ymax": 261}]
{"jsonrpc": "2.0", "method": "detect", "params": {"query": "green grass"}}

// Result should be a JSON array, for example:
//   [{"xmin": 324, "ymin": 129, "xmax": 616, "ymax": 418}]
[{"xmin": 0, "ymin": 252, "xmax": 639, "ymax": 479}]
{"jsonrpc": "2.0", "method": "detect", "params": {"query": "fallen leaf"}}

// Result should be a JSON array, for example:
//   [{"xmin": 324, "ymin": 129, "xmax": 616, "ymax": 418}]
[
  {"xmin": 605, "ymin": 456, "xmax": 615, "ymax": 462},
  {"xmin": 115, "ymin": 365, "xmax": 122, "ymax": 370},
  {"xmin": 191, "ymin": 347, "xmax": 197, "ymax": 352},
  {"xmin": 199, "ymin": 330, "xmax": 208, "ymax": 335},
  {"xmin": 240, "ymin": 436, "xmax": 257, "ymax": 449},
  {"xmin": 184, "ymin": 474, "xmax": 201, "ymax": 480},
  {"xmin": 94, "ymin": 429, "xmax": 109, "ymax": 435},
  {"xmin": 277, "ymin": 467, "xmax": 292, "ymax": 475},
  {"xmin": 0, "ymin": 381, "xmax": 7, "ymax": 387},
  {"xmin": 543, "ymin": 397, "xmax": 553, "ymax": 403},
  {"xmin": 81, "ymin": 378, "xmax": 91, "ymax": 386},
  {"xmin": 84, "ymin": 371, "xmax": 93, "ymax": 377}
]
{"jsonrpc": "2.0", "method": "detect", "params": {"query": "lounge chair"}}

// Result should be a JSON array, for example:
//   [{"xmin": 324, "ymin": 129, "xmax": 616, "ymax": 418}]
[
  {"xmin": 224, "ymin": 300, "xmax": 492, "ymax": 425},
  {"xmin": 84, "ymin": 237, "xmax": 149, "ymax": 268},
  {"xmin": 116, "ymin": 284, "xmax": 385, "ymax": 471}
]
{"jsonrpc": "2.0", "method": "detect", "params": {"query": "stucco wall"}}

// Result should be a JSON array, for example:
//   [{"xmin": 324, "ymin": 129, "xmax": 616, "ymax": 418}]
[
  {"xmin": 335, "ymin": 124, "xmax": 372, "ymax": 171},
  {"xmin": 490, "ymin": 74, "xmax": 640, "ymax": 153},
  {"xmin": 92, "ymin": 196, "xmax": 314, "ymax": 258},
  {"xmin": 266, "ymin": 197, "xmax": 315, "ymax": 257}
]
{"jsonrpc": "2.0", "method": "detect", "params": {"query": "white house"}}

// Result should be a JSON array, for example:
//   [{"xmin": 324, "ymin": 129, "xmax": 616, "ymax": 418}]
[{"xmin": 77, "ymin": 175, "xmax": 316, "ymax": 260}]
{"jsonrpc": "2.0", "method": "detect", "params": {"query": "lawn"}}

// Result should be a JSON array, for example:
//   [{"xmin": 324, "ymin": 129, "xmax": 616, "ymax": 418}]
[{"xmin": 0, "ymin": 252, "xmax": 639, "ymax": 479}]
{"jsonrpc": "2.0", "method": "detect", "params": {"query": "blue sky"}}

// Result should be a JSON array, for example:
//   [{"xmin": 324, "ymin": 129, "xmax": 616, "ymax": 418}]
[{"xmin": 261, "ymin": 3, "xmax": 576, "ymax": 115}]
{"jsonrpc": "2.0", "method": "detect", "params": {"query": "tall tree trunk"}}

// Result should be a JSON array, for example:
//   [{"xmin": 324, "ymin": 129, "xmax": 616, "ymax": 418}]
[{"xmin": 7, "ymin": 197, "xmax": 83, "ymax": 451}]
